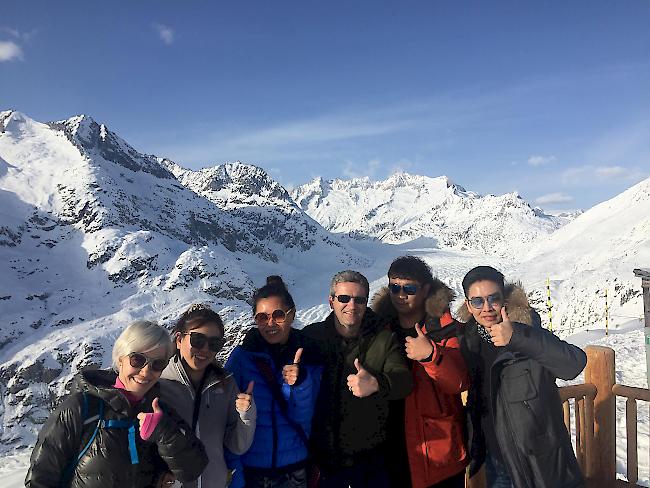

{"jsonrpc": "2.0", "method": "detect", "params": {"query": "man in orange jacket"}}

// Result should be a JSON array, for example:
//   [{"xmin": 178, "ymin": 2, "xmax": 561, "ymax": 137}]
[{"xmin": 372, "ymin": 255, "xmax": 469, "ymax": 488}]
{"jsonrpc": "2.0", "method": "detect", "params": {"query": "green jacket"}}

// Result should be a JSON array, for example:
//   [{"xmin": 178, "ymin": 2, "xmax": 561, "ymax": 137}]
[{"xmin": 302, "ymin": 309, "xmax": 412, "ymax": 469}]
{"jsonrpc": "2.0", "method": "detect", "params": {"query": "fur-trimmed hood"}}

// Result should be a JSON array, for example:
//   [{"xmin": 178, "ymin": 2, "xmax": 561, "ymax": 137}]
[
  {"xmin": 371, "ymin": 277, "xmax": 456, "ymax": 326},
  {"xmin": 456, "ymin": 282, "xmax": 538, "ymax": 326}
]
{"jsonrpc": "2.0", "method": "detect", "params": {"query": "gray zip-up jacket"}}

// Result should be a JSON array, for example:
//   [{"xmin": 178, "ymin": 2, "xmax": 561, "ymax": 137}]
[{"xmin": 159, "ymin": 356, "xmax": 257, "ymax": 488}]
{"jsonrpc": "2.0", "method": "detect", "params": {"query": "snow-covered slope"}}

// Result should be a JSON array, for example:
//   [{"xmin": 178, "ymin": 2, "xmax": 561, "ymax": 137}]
[
  {"xmin": 291, "ymin": 173, "xmax": 564, "ymax": 255},
  {"xmin": 0, "ymin": 110, "xmax": 366, "ymax": 452},
  {"xmin": 514, "ymin": 177, "xmax": 650, "ymax": 334}
]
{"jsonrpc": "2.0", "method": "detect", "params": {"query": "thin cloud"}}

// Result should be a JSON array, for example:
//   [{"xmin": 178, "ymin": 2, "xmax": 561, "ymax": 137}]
[
  {"xmin": 594, "ymin": 166, "xmax": 627, "ymax": 178},
  {"xmin": 527, "ymin": 155, "xmax": 556, "ymax": 166},
  {"xmin": 0, "ymin": 41, "xmax": 23, "ymax": 62},
  {"xmin": 561, "ymin": 165, "xmax": 646, "ymax": 185},
  {"xmin": 535, "ymin": 192, "xmax": 573, "ymax": 205},
  {"xmin": 154, "ymin": 24, "xmax": 175, "ymax": 45},
  {"xmin": 342, "ymin": 158, "xmax": 381, "ymax": 179}
]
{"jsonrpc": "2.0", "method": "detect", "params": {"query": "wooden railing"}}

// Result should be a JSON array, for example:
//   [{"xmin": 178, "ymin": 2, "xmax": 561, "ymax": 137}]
[
  {"xmin": 612, "ymin": 384, "xmax": 650, "ymax": 487},
  {"xmin": 559, "ymin": 383, "xmax": 597, "ymax": 481}
]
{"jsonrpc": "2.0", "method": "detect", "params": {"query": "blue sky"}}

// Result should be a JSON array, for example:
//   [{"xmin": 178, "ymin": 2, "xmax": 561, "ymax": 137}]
[{"xmin": 2, "ymin": 1, "xmax": 649, "ymax": 211}]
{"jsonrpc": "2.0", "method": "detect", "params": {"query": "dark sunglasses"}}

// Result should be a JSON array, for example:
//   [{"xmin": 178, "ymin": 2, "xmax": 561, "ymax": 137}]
[
  {"xmin": 183, "ymin": 331, "xmax": 225, "ymax": 352},
  {"xmin": 388, "ymin": 283, "xmax": 419, "ymax": 296},
  {"xmin": 128, "ymin": 352, "xmax": 169, "ymax": 372},
  {"xmin": 332, "ymin": 294, "xmax": 367, "ymax": 305},
  {"xmin": 254, "ymin": 308, "xmax": 293, "ymax": 326},
  {"xmin": 467, "ymin": 293, "xmax": 504, "ymax": 310}
]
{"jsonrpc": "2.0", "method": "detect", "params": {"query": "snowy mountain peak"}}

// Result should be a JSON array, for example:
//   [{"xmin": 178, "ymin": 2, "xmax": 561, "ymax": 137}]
[
  {"xmin": 47, "ymin": 115, "xmax": 172, "ymax": 179},
  {"xmin": 292, "ymin": 171, "xmax": 563, "ymax": 254},
  {"xmin": 168, "ymin": 160, "xmax": 297, "ymax": 210}
]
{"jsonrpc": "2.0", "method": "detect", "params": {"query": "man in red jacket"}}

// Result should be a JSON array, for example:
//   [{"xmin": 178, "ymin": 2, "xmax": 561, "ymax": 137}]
[{"xmin": 372, "ymin": 255, "xmax": 469, "ymax": 488}]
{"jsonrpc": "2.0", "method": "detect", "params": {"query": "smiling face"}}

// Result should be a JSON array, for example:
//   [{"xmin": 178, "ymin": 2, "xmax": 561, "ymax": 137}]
[
  {"xmin": 388, "ymin": 277, "xmax": 430, "ymax": 319},
  {"xmin": 176, "ymin": 322, "xmax": 223, "ymax": 373},
  {"xmin": 255, "ymin": 295, "xmax": 294, "ymax": 345},
  {"xmin": 465, "ymin": 280, "xmax": 505, "ymax": 329},
  {"xmin": 117, "ymin": 345, "xmax": 167, "ymax": 399},
  {"xmin": 329, "ymin": 281, "xmax": 367, "ymax": 330}
]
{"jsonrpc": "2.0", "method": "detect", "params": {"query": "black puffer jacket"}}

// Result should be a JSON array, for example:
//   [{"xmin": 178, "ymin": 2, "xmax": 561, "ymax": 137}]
[
  {"xmin": 25, "ymin": 369, "xmax": 208, "ymax": 488},
  {"xmin": 457, "ymin": 285, "xmax": 587, "ymax": 488}
]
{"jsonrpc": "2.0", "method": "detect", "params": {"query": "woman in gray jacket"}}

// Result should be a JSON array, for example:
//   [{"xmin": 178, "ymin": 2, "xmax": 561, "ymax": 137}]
[{"xmin": 159, "ymin": 304, "xmax": 257, "ymax": 487}]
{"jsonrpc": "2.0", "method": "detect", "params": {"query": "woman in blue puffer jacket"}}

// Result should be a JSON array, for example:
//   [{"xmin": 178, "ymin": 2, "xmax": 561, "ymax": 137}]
[{"xmin": 225, "ymin": 276, "xmax": 322, "ymax": 488}]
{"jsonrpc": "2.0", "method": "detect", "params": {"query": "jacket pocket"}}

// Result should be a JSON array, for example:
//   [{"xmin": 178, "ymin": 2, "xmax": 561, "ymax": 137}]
[
  {"xmin": 501, "ymin": 367, "xmax": 538, "ymax": 402},
  {"xmin": 421, "ymin": 416, "xmax": 466, "ymax": 468}
]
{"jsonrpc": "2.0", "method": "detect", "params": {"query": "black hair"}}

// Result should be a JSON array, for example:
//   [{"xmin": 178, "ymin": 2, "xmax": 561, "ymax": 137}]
[
  {"xmin": 387, "ymin": 255, "xmax": 434, "ymax": 285},
  {"xmin": 252, "ymin": 275, "xmax": 296, "ymax": 313},
  {"xmin": 173, "ymin": 304, "xmax": 224, "ymax": 336},
  {"xmin": 461, "ymin": 266, "xmax": 505, "ymax": 297}
]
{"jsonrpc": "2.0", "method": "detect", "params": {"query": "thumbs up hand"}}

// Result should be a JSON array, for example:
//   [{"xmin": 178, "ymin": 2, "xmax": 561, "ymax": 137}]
[
  {"xmin": 489, "ymin": 307, "xmax": 513, "ymax": 347},
  {"xmin": 282, "ymin": 347, "xmax": 303, "ymax": 386},
  {"xmin": 236, "ymin": 381, "xmax": 255, "ymax": 412},
  {"xmin": 137, "ymin": 397, "xmax": 164, "ymax": 440},
  {"xmin": 346, "ymin": 358, "xmax": 379, "ymax": 398},
  {"xmin": 405, "ymin": 323, "xmax": 434, "ymax": 361}
]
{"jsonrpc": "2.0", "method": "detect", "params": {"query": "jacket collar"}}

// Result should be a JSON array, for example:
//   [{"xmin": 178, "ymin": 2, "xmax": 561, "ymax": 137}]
[
  {"xmin": 162, "ymin": 355, "xmax": 229, "ymax": 394},
  {"xmin": 73, "ymin": 369, "xmax": 160, "ymax": 415}
]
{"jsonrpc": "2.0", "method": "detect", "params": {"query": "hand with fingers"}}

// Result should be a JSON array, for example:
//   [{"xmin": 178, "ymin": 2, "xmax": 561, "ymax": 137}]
[
  {"xmin": 490, "ymin": 307, "xmax": 514, "ymax": 346},
  {"xmin": 346, "ymin": 358, "xmax": 379, "ymax": 398},
  {"xmin": 405, "ymin": 323, "xmax": 434, "ymax": 361},
  {"xmin": 137, "ymin": 397, "xmax": 165, "ymax": 441},
  {"xmin": 282, "ymin": 347, "xmax": 303, "ymax": 386},
  {"xmin": 156, "ymin": 472, "xmax": 176, "ymax": 487},
  {"xmin": 236, "ymin": 381, "xmax": 255, "ymax": 412}
]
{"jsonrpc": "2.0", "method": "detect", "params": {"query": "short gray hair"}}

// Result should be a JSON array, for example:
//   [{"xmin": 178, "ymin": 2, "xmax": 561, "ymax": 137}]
[
  {"xmin": 329, "ymin": 270, "xmax": 370, "ymax": 297},
  {"xmin": 112, "ymin": 320, "xmax": 175, "ymax": 371}
]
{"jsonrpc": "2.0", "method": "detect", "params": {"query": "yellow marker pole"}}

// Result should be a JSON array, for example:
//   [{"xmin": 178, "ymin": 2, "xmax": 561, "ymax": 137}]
[
  {"xmin": 546, "ymin": 277, "xmax": 553, "ymax": 332},
  {"xmin": 605, "ymin": 288, "xmax": 609, "ymax": 336}
]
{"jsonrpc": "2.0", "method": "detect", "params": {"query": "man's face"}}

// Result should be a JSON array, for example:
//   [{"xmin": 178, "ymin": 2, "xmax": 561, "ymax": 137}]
[
  {"xmin": 465, "ymin": 280, "xmax": 505, "ymax": 329},
  {"xmin": 388, "ymin": 277, "xmax": 430, "ymax": 318},
  {"xmin": 329, "ymin": 281, "xmax": 368, "ymax": 329}
]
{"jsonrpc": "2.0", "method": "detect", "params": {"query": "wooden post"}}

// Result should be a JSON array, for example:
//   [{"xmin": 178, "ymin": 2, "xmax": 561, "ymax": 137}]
[{"xmin": 585, "ymin": 346, "xmax": 616, "ymax": 488}]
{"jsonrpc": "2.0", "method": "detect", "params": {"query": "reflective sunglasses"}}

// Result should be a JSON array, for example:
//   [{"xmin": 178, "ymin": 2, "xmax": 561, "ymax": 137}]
[
  {"xmin": 332, "ymin": 294, "xmax": 367, "ymax": 305},
  {"xmin": 388, "ymin": 283, "xmax": 419, "ymax": 296},
  {"xmin": 184, "ymin": 331, "xmax": 225, "ymax": 352},
  {"xmin": 128, "ymin": 352, "xmax": 169, "ymax": 372},
  {"xmin": 467, "ymin": 293, "xmax": 504, "ymax": 310},
  {"xmin": 254, "ymin": 308, "xmax": 294, "ymax": 326}
]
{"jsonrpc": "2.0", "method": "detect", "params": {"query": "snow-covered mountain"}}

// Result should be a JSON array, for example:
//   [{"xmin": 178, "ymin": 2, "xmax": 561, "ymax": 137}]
[
  {"xmin": 291, "ymin": 173, "xmax": 564, "ymax": 255},
  {"xmin": 514, "ymin": 177, "xmax": 650, "ymax": 334},
  {"xmin": 0, "ymin": 110, "xmax": 366, "ymax": 452}
]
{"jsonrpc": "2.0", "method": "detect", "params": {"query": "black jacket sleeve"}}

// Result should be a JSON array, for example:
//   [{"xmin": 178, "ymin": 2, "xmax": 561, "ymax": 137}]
[
  {"xmin": 25, "ymin": 393, "xmax": 85, "ymax": 488},
  {"xmin": 508, "ymin": 322, "xmax": 587, "ymax": 380},
  {"xmin": 149, "ymin": 404, "xmax": 209, "ymax": 483}
]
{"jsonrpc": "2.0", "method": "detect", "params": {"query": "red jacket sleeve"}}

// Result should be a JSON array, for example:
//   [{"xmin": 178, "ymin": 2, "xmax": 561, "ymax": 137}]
[{"xmin": 420, "ymin": 313, "xmax": 469, "ymax": 395}]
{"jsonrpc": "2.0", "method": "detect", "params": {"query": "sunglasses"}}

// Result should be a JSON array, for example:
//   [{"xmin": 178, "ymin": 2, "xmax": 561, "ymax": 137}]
[
  {"xmin": 332, "ymin": 295, "xmax": 367, "ymax": 305},
  {"xmin": 184, "ymin": 331, "xmax": 225, "ymax": 352},
  {"xmin": 254, "ymin": 308, "xmax": 294, "ymax": 326},
  {"xmin": 467, "ymin": 293, "xmax": 504, "ymax": 310},
  {"xmin": 388, "ymin": 283, "xmax": 419, "ymax": 296},
  {"xmin": 128, "ymin": 352, "xmax": 169, "ymax": 372}
]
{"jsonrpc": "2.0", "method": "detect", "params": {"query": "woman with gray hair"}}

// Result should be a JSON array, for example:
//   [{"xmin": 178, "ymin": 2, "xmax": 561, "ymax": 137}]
[{"xmin": 26, "ymin": 320, "xmax": 208, "ymax": 488}]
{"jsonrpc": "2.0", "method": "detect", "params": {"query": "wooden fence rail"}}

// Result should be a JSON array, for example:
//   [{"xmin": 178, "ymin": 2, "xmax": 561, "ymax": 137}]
[
  {"xmin": 612, "ymin": 384, "xmax": 650, "ymax": 487},
  {"xmin": 559, "ymin": 383, "xmax": 597, "ymax": 481}
]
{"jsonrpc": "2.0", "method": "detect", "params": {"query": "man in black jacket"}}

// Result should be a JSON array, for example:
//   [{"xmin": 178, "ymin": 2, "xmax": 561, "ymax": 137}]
[
  {"xmin": 302, "ymin": 270, "xmax": 412, "ymax": 488},
  {"xmin": 458, "ymin": 266, "xmax": 586, "ymax": 488}
]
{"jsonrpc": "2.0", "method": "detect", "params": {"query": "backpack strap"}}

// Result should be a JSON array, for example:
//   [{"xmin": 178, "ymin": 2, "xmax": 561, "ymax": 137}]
[
  {"xmin": 61, "ymin": 392, "xmax": 104, "ymax": 486},
  {"xmin": 101, "ymin": 419, "xmax": 139, "ymax": 464}
]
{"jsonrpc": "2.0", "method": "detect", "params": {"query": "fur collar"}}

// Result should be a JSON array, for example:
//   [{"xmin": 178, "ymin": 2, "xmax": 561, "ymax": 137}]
[
  {"xmin": 456, "ymin": 282, "xmax": 534, "ymax": 326},
  {"xmin": 370, "ymin": 277, "xmax": 456, "ymax": 325}
]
